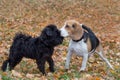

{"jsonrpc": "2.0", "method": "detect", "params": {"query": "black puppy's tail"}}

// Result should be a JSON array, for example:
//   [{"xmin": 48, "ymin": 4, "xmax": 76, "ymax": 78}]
[
  {"xmin": 1, "ymin": 59, "xmax": 10, "ymax": 71},
  {"xmin": 13, "ymin": 32, "xmax": 31, "ymax": 43}
]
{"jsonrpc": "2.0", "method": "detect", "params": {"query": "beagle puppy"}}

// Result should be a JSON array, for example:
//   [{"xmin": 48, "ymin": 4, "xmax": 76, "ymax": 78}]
[{"xmin": 60, "ymin": 20, "xmax": 114, "ymax": 71}]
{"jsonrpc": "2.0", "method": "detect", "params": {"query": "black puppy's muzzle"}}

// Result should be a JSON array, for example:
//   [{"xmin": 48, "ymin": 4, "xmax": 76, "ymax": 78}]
[{"xmin": 53, "ymin": 31, "xmax": 64, "ymax": 45}]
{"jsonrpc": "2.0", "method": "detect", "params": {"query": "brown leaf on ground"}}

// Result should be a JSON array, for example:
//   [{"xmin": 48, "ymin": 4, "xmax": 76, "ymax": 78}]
[
  {"xmin": 26, "ymin": 73, "xmax": 34, "ymax": 78},
  {"xmin": 12, "ymin": 70, "xmax": 22, "ymax": 78}
]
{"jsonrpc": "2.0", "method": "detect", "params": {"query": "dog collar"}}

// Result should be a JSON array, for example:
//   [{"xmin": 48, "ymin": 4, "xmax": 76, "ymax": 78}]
[
  {"xmin": 72, "ymin": 32, "xmax": 84, "ymax": 42},
  {"xmin": 72, "ymin": 31, "xmax": 88, "ymax": 42}
]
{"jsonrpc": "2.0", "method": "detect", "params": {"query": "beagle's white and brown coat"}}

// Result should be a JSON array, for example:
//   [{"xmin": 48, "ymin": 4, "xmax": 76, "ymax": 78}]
[{"xmin": 60, "ymin": 20, "xmax": 114, "ymax": 71}]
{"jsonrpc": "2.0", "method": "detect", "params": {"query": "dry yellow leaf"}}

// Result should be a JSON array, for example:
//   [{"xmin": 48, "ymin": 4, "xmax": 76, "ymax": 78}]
[
  {"xmin": 53, "ymin": 73, "xmax": 59, "ymax": 79},
  {"xmin": 63, "ymin": 52, "xmax": 67, "ymax": 56},
  {"xmin": 12, "ymin": 70, "xmax": 22, "ymax": 78},
  {"xmin": 2, "ymin": 72, "xmax": 7, "ymax": 76},
  {"xmin": 26, "ymin": 73, "xmax": 34, "ymax": 78}
]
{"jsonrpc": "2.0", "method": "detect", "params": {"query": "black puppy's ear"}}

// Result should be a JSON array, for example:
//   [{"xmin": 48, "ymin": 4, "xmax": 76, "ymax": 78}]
[{"xmin": 46, "ymin": 29, "xmax": 53, "ymax": 36}]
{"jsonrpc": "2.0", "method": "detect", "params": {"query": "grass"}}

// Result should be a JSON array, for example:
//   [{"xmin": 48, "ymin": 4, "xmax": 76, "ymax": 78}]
[
  {"xmin": 59, "ymin": 73, "xmax": 70, "ymax": 80},
  {"xmin": 2, "ymin": 76, "xmax": 13, "ymax": 80}
]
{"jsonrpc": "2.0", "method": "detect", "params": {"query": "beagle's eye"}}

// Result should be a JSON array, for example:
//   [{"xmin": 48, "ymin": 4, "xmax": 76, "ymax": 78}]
[
  {"xmin": 65, "ymin": 25, "xmax": 69, "ymax": 28},
  {"xmin": 72, "ymin": 24, "xmax": 75, "ymax": 28}
]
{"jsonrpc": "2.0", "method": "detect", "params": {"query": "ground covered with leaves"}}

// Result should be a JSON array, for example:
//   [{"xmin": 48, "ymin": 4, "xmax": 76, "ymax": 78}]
[{"xmin": 0, "ymin": 0, "xmax": 120, "ymax": 80}]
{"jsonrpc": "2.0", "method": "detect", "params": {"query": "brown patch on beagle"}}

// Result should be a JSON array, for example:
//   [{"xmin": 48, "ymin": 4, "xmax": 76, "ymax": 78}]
[
  {"xmin": 86, "ymin": 37, "xmax": 92, "ymax": 52},
  {"xmin": 64, "ymin": 20, "xmax": 84, "ymax": 40}
]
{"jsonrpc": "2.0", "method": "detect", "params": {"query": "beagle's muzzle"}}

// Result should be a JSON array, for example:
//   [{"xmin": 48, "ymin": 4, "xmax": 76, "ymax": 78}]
[{"xmin": 60, "ymin": 20, "xmax": 114, "ymax": 71}]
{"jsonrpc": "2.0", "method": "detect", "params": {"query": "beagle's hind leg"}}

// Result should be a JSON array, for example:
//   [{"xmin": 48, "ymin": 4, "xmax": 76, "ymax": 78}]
[{"xmin": 95, "ymin": 44, "xmax": 114, "ymax": 70}]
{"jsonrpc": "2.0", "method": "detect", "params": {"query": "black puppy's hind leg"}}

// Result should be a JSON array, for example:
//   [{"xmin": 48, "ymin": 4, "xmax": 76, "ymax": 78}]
[
  {"xmin": 9, "ymin": 57, "xmax": 23, "ymax": 71},
  {"xmin": 6, "ymin": 52, "xmax": 23, "ymax": 71},
  {"xmin": 2, "ymin": 56, "xmax": 23, "ymax": 71},
  {"xmin": 47, "ymin": 57, "xmax": 54, "ymax": 72}
]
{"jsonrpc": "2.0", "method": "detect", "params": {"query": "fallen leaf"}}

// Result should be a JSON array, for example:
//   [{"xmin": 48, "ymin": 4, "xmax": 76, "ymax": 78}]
[
  {"xmin": 12, "ymin": 70, "xmax": 22, "ymax": 78},
  {"xmin": 26, "ymin": 73, "xmax": 34, "ymax": 78}
]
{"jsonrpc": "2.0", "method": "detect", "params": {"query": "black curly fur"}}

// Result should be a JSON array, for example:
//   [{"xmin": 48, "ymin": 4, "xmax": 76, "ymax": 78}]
[{"xmin": 1, "ymin": 24, "xmax": 63, "ymax": 75}]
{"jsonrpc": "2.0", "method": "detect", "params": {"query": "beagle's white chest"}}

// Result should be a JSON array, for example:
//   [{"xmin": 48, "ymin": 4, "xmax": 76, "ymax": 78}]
[{"xmin": 68, "ymin": 40, "xmax": 88, "ymax": 56}]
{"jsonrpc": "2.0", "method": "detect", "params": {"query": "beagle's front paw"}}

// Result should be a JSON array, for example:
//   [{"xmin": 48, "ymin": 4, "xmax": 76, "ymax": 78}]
[{"xmin": 79, "ymin": 67, "xmax": 86, "ymax": 72}]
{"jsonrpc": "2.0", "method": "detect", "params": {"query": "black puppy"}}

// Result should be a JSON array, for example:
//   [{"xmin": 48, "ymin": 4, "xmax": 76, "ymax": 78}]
[{"xmin": 1, "ymin": 24, "xmax": 63, "ymax": 75}]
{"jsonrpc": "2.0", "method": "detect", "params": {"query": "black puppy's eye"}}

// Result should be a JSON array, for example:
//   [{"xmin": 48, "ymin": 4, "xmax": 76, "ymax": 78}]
[{"xmin": 46, "ymin": 29, "xmax": 53, "ymax": 36}]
